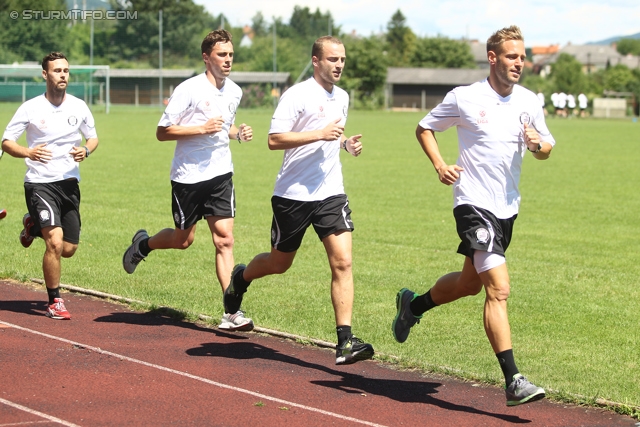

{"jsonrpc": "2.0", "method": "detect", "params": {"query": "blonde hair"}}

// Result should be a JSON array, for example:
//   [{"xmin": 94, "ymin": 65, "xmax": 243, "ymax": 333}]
[{"xmin": 486, "ymin": 25, "xmax": 524, "ymax": 54}]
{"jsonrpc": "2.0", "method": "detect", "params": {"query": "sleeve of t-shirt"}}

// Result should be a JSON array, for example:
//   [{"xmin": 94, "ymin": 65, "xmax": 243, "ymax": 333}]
[
  {"xmin": 418, "ymin": 91, "xmax": 461, "ymax": 132},
  {"xmin": 268, "ymin": 87, "xmax": 303, "ymax": 134},
  {"xmin": 158, "ymin": 84, "xmax": 192, "ymax": 127},
  {"xmin": 532, "ymin": 104, "xmax": 556, "ymax": 147},
  {"xmin": 80, "ymin": 104, "xmax": 98, "ymax": 140},
  {"xmin": 2, "ymin": 104, "xmax": 29, "ymax": 143}
]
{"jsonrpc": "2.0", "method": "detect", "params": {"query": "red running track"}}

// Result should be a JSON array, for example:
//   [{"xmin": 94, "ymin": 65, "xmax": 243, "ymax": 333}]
[{"xmin": 0, "ymin": 280, "xmax": 636, "ymax": 427}]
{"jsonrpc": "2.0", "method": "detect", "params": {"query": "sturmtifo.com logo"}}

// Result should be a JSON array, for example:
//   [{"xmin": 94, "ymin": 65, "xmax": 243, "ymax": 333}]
[{"xmin": 9, "ymin": 9, "xmax": 138, "ymax": 20}]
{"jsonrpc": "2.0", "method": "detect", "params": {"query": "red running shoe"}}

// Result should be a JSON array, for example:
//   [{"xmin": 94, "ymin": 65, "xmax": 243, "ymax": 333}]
[
  {"xmin": 0, "ymin": 209, "xmax": 6, "ymax": 219},
  {"xmin": 20, "ymin": 213, "xmax": 34, "ymax": 248},
  {"xmin": 46, "ymin": 298, "xmax": 71, "ymax": 320}
]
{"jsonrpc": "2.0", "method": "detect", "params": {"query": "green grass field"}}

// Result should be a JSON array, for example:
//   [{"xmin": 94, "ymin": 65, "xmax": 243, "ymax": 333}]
[{"xmin": 1, "ymin": 104, "xmax": 639, "ymax": 414}]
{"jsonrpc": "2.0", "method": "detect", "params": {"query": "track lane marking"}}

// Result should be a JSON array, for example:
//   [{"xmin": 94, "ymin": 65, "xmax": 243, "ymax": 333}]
[
  {"xmin": 0, "ymin": 397, "xmax": 81, "ymax": 426},
  {"xmin": 0, "ymin": 320, "xmax": 388, "ymax": 427}
]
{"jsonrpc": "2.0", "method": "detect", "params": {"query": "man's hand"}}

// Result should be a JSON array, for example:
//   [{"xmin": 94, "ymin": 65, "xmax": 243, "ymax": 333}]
[
  {"xmin": 70, "ymin": 146, "xmax": 88, "ymax": 162},
  {"xmin": 29, "ymin": 143, "xmax": 52, "ymax": 163},
  {"xmin": 202, "ymin": 116, "xmax": 225, "ymax": 135},
  {"xmin": 436, "ymin": 164, "xmax": 464, "ymax": 185},
  {"xmin": 344, "ymin": 134, "xmax": 362, "ymax": 157},
  {"xmin": 523, "ymin": 122, "xmax": 541, "ymax": 152},
  {"xmin": 321, "ymin": 118, "xmax": 344, "ymax": 141},
  {"xmin": 237, "ymin": 123, "xmax": 253, "ymax": 142}
]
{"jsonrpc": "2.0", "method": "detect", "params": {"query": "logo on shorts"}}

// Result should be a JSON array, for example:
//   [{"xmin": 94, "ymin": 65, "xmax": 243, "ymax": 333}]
[
  {"xmin": 68, "ymin": 115, "xmax": 78, "ymax": 126},
  {"xmin": 519, "ymin": 112, "xmax": 532, "ymax": 125},
  {"xmin": 39, "ymin": 210, "xmax": 50, "ymax": 222},
  {"xmin": 271, "ymin": 228, "xmax": 276, "ymax": 242},
  {"xmin": 475, "ymin": 228, "xmax": 489, "ymax": 244},
  {"xmin": 173, "ymin": 212, "xmax": 180, "ymax": 224}
]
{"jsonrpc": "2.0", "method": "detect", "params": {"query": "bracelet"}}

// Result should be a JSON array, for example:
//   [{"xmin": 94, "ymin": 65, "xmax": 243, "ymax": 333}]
[{"xmin": 84, "ymin": 146, "xmax": 91, "ymax": 157}]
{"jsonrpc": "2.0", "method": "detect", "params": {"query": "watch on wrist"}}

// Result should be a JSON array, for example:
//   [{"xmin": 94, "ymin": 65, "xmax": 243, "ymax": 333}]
[{"xmin": 528, "ymin": 143, "xmax": 541, "ymax": 153}]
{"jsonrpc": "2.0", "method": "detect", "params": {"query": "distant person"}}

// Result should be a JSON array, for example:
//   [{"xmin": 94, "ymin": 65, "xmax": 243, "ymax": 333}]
[
  {"xmin": 122, "ymin": 29, "xmax": 255, "ymax": 331},
  {"xmin": 225, "ymin": 36, "xmax": 374, "ymax": 365},
  {"xmin": 578, "ymin": 92, "xmax": 588, "ymax": 117},
  {"xmin": 393, "ymin": 25, "xmax": 554, "ymax": 406},
  {"xmin": 1, "ymin": 52, "xmax": 99, "ymax": 320},
  {"xmin": 567, "ymin": 93, "xmax": 576, "ymax": 117},
  {"xmin": 0, "ymin": 149, "xmax": 4, "ymax": 220},
  {"xmin": 557, "ymin": 92, "xmax": 567, "ymax": 117},
  {"xmin": 550, "ymin": 92, "xmax": 559, "ymax": 116}
]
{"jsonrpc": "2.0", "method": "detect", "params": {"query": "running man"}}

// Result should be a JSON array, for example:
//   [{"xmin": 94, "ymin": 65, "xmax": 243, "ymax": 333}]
[
  {"xmin": 225, "ymin": 36, "xmax": 374, "ymax": 365},
  {"xmin": 2, "ymin": 52, "xmax": 99, "ymax": 320},
  {"xmin": 122, "ymin": 29, "xmax": 254, "ymax": 331},
  {"xmin": 392, "ymin": 25, "xmax": 554, "ymax": 406}
]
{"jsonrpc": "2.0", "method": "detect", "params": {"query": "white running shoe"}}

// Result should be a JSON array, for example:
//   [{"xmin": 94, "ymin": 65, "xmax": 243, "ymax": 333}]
[{"xmin": 219, "ymin": 310, "xmax": 254, "ymax": 331}]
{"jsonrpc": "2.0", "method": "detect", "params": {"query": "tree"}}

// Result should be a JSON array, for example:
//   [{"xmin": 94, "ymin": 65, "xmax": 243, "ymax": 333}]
[
  {"xmin": 386, "ymin": 9, "xmax": 416, "ymax": 66},
  {"xmin": 410, "ymin": 37, "xmax": 476, "ymax": 69},
  {"xmin": 550, "ymin": 53, "xmax": 585, "ymax": 94},
  {"xmin": 616, "ymin": 38, "xmax": 640, "ymax": 56},
  {"xmin": 341, "ymin": 35, "xmax": 388, "ymax": 108}
]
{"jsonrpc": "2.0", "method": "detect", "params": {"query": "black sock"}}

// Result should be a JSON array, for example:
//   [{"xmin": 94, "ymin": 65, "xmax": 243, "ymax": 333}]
[
  {"xmin": 410, "ymin": 290, "xmax": 438, "ymax": 316},
  {"xmin": 336, "ymin": 325, "xmax": 352, "ymax": 346},
  {"xmin": 46, "ymin": 287, "xmax": 60, "ymax": 304},
  {"xmin": 237, "ymin": 269, "xmax": 252, "ymax": 289},
  {"xmin": 139, "ymin": 238, "xmax": 152, "ymax": 257},
  {"xmin": 496, "ymin": 349, "xmax": 519, "ymax": 386}
]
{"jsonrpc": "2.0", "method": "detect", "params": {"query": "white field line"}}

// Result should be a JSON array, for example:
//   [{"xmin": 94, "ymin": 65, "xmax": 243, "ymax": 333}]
[
  {"xmin": 0, "ymin": 320, "xmax": 388, "ymax": 427},
  {"xmin": 0, "ymin": 397, "xmax": 81, "ymax": 427}
]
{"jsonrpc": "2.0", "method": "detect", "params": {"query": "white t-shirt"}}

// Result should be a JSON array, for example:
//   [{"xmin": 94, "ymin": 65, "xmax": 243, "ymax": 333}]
[
  {"xmin": 578, "ymin": 93, "xmax": 588, "ymax": 109},
  {"xmin": 158, "ymin": 73, "xmax": 242, "ymax": 184},
  {"xmin": 567, "ymin": 94, "xmax": 576, "ymax": 109},
  {"xmin": 269, "ymin": 77, "xmax": 349, "ymax": 201},
  {"xmin": 418, "ymin": 79, "xmax": 555, "ymax": 219},
  {"xmin": 557, "ymin": 92, "xmax": 567, "ymax": 109},
  {"xmin": 2, "ymin": 93, "xmax": 97, "ymax": 183}
]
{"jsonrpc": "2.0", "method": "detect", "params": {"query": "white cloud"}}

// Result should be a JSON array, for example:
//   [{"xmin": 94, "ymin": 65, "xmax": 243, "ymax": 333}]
[{"xmin": 196, "ymin": 0, "xmax": 640, "ymax": 46}]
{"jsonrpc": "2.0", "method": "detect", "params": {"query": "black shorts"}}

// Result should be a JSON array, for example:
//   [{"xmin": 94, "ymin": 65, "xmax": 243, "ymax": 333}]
[
  {"xmin": 453, "ymin": 204, "xmax": 516, "ymax": 258},
  {"xmin": 24, "ymin": 180, "xmax": 81, "ymax": 244},
  {"xmin": 270, "ymin": 194, "xmax": 354, "ymax": 253},
  {"xmin": 171, "ymin": 172, "xmax": 235, "ymax": 230}
]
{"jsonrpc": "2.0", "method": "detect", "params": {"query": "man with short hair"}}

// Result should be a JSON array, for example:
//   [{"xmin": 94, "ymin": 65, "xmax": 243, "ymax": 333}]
[
  {"xmin": 2, "ymin": 52, "xmax": 99, "ymax": 319},
  {"xmin": 392, "ymin": 25, "xmax": 553, "ymax": 406},
  {"xmin": 225, "ymin": 36, "xmax": 374, "ymax": 365},
  {"xmin": 122, "ymin": 29, "xmax": 255, "ymax": 331}
]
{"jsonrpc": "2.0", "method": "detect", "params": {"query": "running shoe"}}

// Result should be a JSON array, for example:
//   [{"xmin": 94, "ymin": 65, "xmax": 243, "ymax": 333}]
[
  {"xmin": 224, "ymin": 264, "xmax": 250, "ymax": 315},
  {"xmin": 335, "ymin": 335, "xmax": 374, "ymax": 365},
  {"xmin": 122, "ymin": 229, "xmax": 149, "ymax": 274},
  {"xmin": 505, "ymin": 374, "xmax": 546, "ymax": 406},
  {"xmin": 0, "ymin": 208, "xmax": 6, "ymax": 220},
  {"xmin": 392, "ymin": 288, "xmax": 422, "ymax": 343},
  {"xmin": 46, "ymin": 298, "xmax": 71, "ymax": 320},
  {"xmin": 19, "ymin": 213, "xmax": 35, "ymax": 248},
  {"xmin": 219, "ymin": 310, "xmax": 254, "ymax": 331}
]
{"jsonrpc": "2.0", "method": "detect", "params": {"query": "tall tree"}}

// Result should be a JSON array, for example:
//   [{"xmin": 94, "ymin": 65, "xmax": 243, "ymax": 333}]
[
  {"xmin": 385, "ymin": 9, "xmax": 416, "ymax": 66},
  {"xmin": 410, "ymin": 37, "xmax": 476, "ymax": 69},
  {"xmin": 550, "ymin": 53, "xmax": 585, "ymax": 94},
  {"xmin": 616, "ymin": 38, "xmax": 640, "ymax": 56}
]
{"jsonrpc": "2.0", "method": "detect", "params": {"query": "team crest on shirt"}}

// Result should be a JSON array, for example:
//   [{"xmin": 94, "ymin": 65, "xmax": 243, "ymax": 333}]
[
  {"xmin": 318, "ymin": 105, "xmax": 325, "ymax": 119},
  {"xmin": 519, "ymin": 112, "xmax": 532, "ymax": 125},
  {"xmin": 38, "ymin": 119, "xmax": 47, "ymax": 129},
  {"xmin": 343, "ymin": 105, "xmax": 348, "ymax": 117},
  {"xmin": 476, "ymin": 110, "xmax": 488, "ymax": 124},
  {"xmin": 228, "ymin": 102, "xmax": 237, "ymax": 114},
  {"xmin": 475, "ymin": 228, "xmax": 489, "ymax": 244},
  {"xmin": 39, "ymin": 210, "xmax": 50, "ymax": 222},
  {"xmin": 68, "ymin": 115, "xmax": 78, "ymax": 126}
]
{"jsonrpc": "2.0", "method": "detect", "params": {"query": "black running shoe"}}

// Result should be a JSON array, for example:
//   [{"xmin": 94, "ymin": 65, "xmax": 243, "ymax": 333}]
[
  {"xmin": 335, "ymin": 335, "xmax": 374, "ymax": 365},
  {"xmin": 224, "ymin": 264, "xmax": 250, "ymax": 314}
]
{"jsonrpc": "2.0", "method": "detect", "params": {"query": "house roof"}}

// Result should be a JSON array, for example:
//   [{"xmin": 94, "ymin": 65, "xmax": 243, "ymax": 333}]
[
  {"xmin": 228, "ymin": 71, "xmax": 290, "ymax": 84},
  {"xmin": 386, "ymin": 67, "xmax": 488, "ymax": 85}
]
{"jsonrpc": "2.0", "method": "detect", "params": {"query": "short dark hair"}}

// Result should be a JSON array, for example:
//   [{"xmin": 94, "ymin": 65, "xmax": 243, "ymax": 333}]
[
  {"xmin": 42, "ymin": 52, "xmax": 67, "ymax": 71},
  {"xmin": 201, "ymin": 29, "xmax": 233, "ymax": 55},
  {"xmin": 486, "ymin": 25, "xmax": 524, "ymax": 54},
  {"xmin": 311, "ymin": 36, "xmax": 343, "ymax": 60}
]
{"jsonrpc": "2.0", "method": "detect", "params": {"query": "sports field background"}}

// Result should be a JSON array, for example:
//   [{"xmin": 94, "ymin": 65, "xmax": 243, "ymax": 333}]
[{"xmin": 0, "ymin": 104, "xmax": 638, "ymax": 413}]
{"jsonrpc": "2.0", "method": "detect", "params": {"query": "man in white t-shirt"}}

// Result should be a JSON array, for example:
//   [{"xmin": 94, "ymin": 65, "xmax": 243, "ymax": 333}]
[
  {"xmin": 567, "ymin": 93, "xmax": 576, "ymax": 117},
  {"xmin": 392, "ymin": 26, "xmax": 554, "ymax": 406},
  {"xmin": 578, "ymin": 92, "xmax": 588, "ymax": 117},
  {"xmin": 122, "ymin": 30, "xmax": 254, "ymax": 331},
  {"xmin": 225, "ymin": 36, "xmax": 374, "ymax": 365},
  {"xmin": 2, "ymin": 52, "xmax": 99, "ymax": 320},
  {"xmin": 557, "ymin": 92, "xmax": 567, "ymax": 117}
]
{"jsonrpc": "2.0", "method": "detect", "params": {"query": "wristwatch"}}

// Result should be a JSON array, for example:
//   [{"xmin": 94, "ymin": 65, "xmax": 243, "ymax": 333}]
[{"xmin": 528, "ymin": 143, "xmax": 542, "ymax": 153}]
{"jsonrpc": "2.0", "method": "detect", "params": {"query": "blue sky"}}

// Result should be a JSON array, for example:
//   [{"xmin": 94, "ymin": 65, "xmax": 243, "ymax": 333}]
[{"xmin": 196, "ymin": 0, "xmax": 640, "ymax": 47}]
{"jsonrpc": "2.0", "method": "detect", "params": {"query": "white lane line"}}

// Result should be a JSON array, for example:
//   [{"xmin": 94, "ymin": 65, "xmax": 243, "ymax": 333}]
[
  {"xmin": 0, "ymin": 397, "xmax": 81, "ymax": 427},
  {"xmin": 0, "ymin": 320, "xmax": 388, "ymax": 427}
]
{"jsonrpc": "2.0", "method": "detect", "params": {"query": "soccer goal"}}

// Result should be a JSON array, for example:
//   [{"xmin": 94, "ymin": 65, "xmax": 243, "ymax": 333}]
[{"xmin": 0, "ymin": 64, "xmax": 111, "ymax": 113}]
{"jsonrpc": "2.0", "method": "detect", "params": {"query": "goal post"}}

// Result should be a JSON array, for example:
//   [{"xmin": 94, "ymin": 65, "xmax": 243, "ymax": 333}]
[{"xmin": 0, "ymin": 64, "xmax": 110, "ymax": 114}]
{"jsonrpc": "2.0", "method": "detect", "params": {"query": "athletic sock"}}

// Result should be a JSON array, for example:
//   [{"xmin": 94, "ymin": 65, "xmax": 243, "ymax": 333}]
[
  {"xmin": 336, "ymin": 325, "xmax": 352, "ymax": 346},
  {"xmin": 236, "ymin": 269, "xmax": 252, "ymax": 290},
  {"xmin": 139, "ymin": 238, "xmax": 152, "ymax": 257},
  {"xmin": 410, "ymin": 290, "xmax": 438, "ymax": 316},
  {"xmin": 47, "ymin": 287, "xmax": 60, "ymax": 305},
  {"xmin": 496, "ymin": 349, "xmax": 519, "ymax": 387}
]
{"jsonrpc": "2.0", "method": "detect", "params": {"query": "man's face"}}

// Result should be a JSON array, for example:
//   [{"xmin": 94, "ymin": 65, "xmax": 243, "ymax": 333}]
[
  {"xmin": 43, "ymin": 58, "xmax": 69, "ymax": 93},
  {"xmin": 314, "ymin": 43, "xmax": 346, "ymax": 86},
  {"xmin": 491, "ymin": 40, "xmax": 526, "ymax": 87},
  {"xmin": 204, "ymin": 41, "xmax": 234, "ymax": 80}
]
